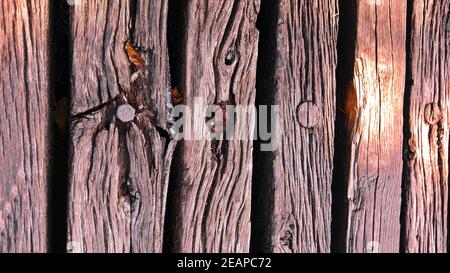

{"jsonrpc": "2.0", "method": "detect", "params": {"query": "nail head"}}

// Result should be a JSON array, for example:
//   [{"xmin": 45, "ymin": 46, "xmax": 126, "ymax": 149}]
[
  {"xmin": 297, "ymin": 101, "xmax": 321, "ymax": 129},
  {"xmin": 116, "ymin": 104, "xmax": 136, "ymax": 123}
]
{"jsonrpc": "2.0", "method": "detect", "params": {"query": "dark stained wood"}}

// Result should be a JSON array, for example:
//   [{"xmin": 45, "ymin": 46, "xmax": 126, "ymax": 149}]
[
  {"xmin": 342, "ymin": 0, "xmax": 407, "ymax": 253},
  {"xmin": 0, "ymin": 0, "xmax": 50, "ymax": 252},
  {"xmin": 263, "ymin": 0, "xmax": 339, "ymax": 253},
  {"xmin": 68, "ymin": 0, "xmax": 175, "ymax": 252},
  {"xmin": 169, "ymin": 0, "xmax": 260, "ymax": 253},
  {"xmin": 403, "ymin": 0, "xmax": 450, "ymax": 253}
]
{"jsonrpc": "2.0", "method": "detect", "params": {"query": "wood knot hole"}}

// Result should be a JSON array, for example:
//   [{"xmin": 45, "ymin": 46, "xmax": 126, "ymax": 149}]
[
  {"xmin": 296, "ymin": 102, "xmax": 321, "ymax": 129},
  {"xmin": 424, "ymin": 103, "xmax": 441, "ymax": 125},
  {"xmin": 225, "ymin": 48, "xmax": 236, "ymax": 65},
  {"xmin": 116, "ymin": 104, "xmax": 136, "ymax": 123}
]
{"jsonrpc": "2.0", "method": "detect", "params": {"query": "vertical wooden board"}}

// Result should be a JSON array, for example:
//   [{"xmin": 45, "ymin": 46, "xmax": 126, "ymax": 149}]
[
  {"xmin": 132, "ymin": 0, "xmax": 171, "ymax": 128},
  {"xmin": 68, "ymin": 0, "xmax": 131, "ymax": 253},
  {"xmin": 68, "ymin": 111, "xmax": 130, "ymax": 252},
  {"xmin": 269, "ymin": 0, "xmax": 338, "ymax": 253},
  {"xmin": 344, "ymin": 0, "xmax": 406, "ymax": 253},
  {"xmin": 128, "ymin": 0, "xmax": 176, "ymax": 253},
  {"xmin": 404, "ymin": 0, "xmax": 450, "ymax": 253},
  {"xmin": 68, "ymin": 0, "xmax": 174, "ymax": 252},
  {"xmin": 171, "ymin": 0, "xmax": 260, "ymax": 253},
  {"xmin": 0, "ymin": 0, "xmax": 49, "ymax": 252},
  {"xmin": 70, "ymin": 0, "xmax": 130, "ymax": 115}
]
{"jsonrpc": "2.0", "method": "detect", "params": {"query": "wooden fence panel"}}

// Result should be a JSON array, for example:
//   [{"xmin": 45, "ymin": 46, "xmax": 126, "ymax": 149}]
[
  {"xmin": 403, "ymin": 0, "xmax": 450, "ymax": 253},
  {"xmin": 343, "ymin": 0, "xmax": 407, "ymax": 253},
  {"xmin": 0, "ymin": 0, "xmax": 50, "ymax": 252},
  {"xmin": 257, "ymin": 0, "xmax": 339, "ymax": 253},
  {"xmin": 0, "ymin": 0, "xmax": 449, "ymax": 254},
  {"xmin": 68, "ymin": 0, "xmax": 175, "ymax": 253},
  {"xmin": 169, "ymin": 0, "xmax": 260, "ymax": 253}
]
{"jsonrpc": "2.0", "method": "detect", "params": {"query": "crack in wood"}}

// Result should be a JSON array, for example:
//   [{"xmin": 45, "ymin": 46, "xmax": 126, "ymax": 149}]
[{"xmin": 67, "ymin": 0, "xmax": 175, "ymax": 253}]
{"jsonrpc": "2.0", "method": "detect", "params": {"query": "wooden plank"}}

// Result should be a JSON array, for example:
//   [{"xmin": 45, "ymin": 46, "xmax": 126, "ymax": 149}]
[
  {"xmin": 68, "ymin": 0, "xmax": 175, "ymax": 253},
  {"xmin": 0, "ymin": 0, "xmax": 50, "ymax": 252},
  {"xmin": 169, "ymin": 0, "xmax": 260, "ymax": 253},
  {"xmin": 343, "ymin": 0, "xmax": 407, "ymax": 253},
  {"xmin": 403, "ymin": 0, "xmax": 449, "ymax": 253},
  {"xmin": 258, "ymin": 0, "xmax": 338, "ymax": 253}
]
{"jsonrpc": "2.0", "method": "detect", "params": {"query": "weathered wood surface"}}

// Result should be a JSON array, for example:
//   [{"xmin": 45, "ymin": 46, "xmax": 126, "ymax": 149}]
[
  {"xmin": 169, "ymin": 0, "xmax": 260, "ymax": 253},
  {"xmin": 1, "ymin": 0, "xmax": 450, "ymax": 254},
  {"xmin": 342, "ymin": 0, "xmax": 407, "ymax": 253},
  {"xmin": 0, "ymin": 0, "xmax": 50, "ymax": 252},
  {"xmin": 68, "ymin": 0, "xmax": 175, "ymax": 252},
  {"xmin": 403, "ymin": 0, "xmax": 450, "ymax": 253},
  {"xmin": 255, "ymin": 0, "xmax": 339, "ymax": 253}
]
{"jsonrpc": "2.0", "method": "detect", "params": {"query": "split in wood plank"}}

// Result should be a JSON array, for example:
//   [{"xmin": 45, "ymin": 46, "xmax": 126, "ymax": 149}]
[{"xmin": 68, "ymin": 0, "xmax": 175, "ymax": 253}]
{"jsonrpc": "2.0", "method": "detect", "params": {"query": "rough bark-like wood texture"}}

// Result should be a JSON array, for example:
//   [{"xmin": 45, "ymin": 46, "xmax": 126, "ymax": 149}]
[
  {"xmin": 343, "ymin": 0, "xmax": 407, "ymax": 253},
  {"xmin": 0, "ymin": 0, "xmax": 49, "ymax": 252},
  {"xmin": 403, "ymin": 0, "xmax": 450, "ymax": 253},
  {"xmin": 170, "ymin": 0, "xmax": 260, "ymax": 253},
  {"xmin": 259, "ymin": 0, "xmax": 338, "ymax": 253},
  {"xmin": 68, "ymin": 0, "xmax": 175, "ymax": 253}
]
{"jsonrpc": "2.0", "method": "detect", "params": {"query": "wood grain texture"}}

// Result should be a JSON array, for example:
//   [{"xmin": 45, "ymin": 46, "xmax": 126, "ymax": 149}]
[
  {"xmin": 0, "ymin": 0, "xmax": 49, "ymax": 252},
  {"xmin": 267, "ymin": 0, "xmax": 338, "ymax": 253},
  {"xmin": 70, "ymin": 0, "xmax": 129, "ymax": 116},
  {"xmin": 343, "ymin": 0, "xmax": 406, "ymax": 253},
  {"xmin": 403, "ymin": 0, "xmax": 450, "ymax": 253},
  {"xmin": 170, "ymin": 0, "xmax": 260, "ymax": 253},
  {"xmin": 68, "ymin": 0, "xmax": 175, "ymax": 253}
]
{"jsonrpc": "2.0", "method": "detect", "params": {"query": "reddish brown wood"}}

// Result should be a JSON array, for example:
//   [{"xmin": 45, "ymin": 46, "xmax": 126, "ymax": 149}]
[
  {"xmin": 0, "ymin": 0, "xmax": 50, "ymax": 252},
  {"xmin": 68, "ymin": 0, "xmax": 175, "ymax": 253},
  {"xmin": 169, "ymin": 0, "xmax": 260, "ymax": 253},
  {"xmin": 403, "ymin": 0, "xmax": 450, "ymax": 253},
  {"xmin": 1, "ymin": 0, "xmax": 449, "ymax": 254},
  {"xmin": 342, "ymin": 0, "xmax": 407, "ymax": 253},
  {"xmin": 263, "ymin": 0, "xmax": 339, "ymax": 253}
]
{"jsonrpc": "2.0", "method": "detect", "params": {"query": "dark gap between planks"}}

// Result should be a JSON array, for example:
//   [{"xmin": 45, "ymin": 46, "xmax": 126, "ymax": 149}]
[
  {"xmin": 250, "ymin": 0, "xmax": 279, "ymax": 253},
  {"xmin": 400, "ymin": 0, "xmax": 414, "ymax": 254},
  {"xmin": 330, "ymin": 0, "xmax": 358, "ymax": 253},
  {"xmin": 162, "ymin": 0, "xmax": 188, "ymax": 253},
  {"xmin": 48, "ymin": 0, "xmax": 71, "ymax": 253}
]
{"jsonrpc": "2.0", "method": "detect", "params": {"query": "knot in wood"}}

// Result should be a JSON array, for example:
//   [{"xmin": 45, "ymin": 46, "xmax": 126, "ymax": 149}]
[
  {"xmin": 116, "ymin": 104, "xmax": 136, "ymax": 123},
  {"xmin": 225, "ymin": 48, "xmax": 236, "ymax": 65},
  {"xmin": 296, "ymin": 102, "xmax": 321, "ymax": 129},
  {"xmin": 424, "ymin": 103, "xmax": 441, "ymax": 125}
]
